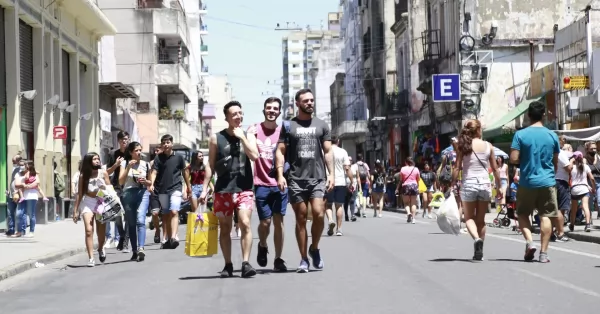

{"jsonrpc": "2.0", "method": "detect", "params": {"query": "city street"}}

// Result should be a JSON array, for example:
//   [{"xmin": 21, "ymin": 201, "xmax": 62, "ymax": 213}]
[{"xmin": 1, "ymin": 208, "xmax": 600, "ymax": 313}]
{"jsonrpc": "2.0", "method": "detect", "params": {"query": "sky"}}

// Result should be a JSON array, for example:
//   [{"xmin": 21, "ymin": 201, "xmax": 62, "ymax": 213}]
[{"xmin": 204, "ymin": 0, "xmax": 341, "ymax": 127}]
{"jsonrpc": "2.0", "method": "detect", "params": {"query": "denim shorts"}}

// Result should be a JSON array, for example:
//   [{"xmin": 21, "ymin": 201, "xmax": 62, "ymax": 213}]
[
  {"xmin": 255, "ymin": 185, "xmax": 288, "ymax": 220},
  {"xmin": 191, "ymin": 184, "xmax": 204, "ymax": 199},
  {"xmin": 460, "ymin": 177, "xmax": 492, "ymax": 202},
  {"xmin": 151, "ymin": 190, "xmax": 183, "ymax": 214}
]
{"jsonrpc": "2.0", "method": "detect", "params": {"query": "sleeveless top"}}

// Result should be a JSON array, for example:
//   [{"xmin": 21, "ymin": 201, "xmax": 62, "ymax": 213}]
[
  {"xmin": 214, "ymin": 129, "xmax": 253, "ymax": 193},
  {"xmin": 86, "ymin": 170, "xmax": 107, "ymax": 195},
  {"xmin": 254, "ymin": 123, "xmax": 281, "ymax": 187},
  {"xmin": 461, "ymin": 142, "xmax": 491, "ymax": 181}
]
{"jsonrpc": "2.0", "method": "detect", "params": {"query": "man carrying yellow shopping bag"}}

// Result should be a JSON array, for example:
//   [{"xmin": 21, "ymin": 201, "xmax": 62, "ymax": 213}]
[{"xmin": 200, "ymin": 101, "xmax": 260, "ymax": 278}]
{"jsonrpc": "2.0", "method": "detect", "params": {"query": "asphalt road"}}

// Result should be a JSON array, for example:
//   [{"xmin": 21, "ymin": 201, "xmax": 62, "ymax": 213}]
[{"xmin": 2, "ymin": 208, "xmax": 600, "ymax": 314}]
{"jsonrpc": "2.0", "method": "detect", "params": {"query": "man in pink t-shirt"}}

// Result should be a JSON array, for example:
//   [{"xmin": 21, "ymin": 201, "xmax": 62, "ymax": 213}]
[{"xmin": 247, "ymin": 97, "xmax": 289, "ymax": 272}]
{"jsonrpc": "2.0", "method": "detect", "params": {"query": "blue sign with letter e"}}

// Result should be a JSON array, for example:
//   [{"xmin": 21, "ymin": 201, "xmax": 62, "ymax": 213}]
[{"xmin": 432, "ymin": 74, "xmax": 461, "ymax": 102}]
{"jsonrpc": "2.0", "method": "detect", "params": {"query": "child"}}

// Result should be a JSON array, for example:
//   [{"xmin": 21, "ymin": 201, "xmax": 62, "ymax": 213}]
[
  {"xmin": 509, "ymin": 176, "xmax": 519, "ymax": 203},
  {"xmin": 17, "ymin": 177, "xmax": 49, "ymax": 203}
]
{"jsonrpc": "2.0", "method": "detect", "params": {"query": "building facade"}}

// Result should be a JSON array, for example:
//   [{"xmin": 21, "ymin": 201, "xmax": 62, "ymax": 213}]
[
  {"xmin": 309, "ymin": 36, "xmax": 344, "ymax": 128},
  {"xmin": 98, "ymin": 0, "xmax": 205, "ymax": 153},
  {"xmin": 202, "ymin": 75, "xmax": 233, "ymax": 135},
  {"xmin": 1, "ymin": 0, "xmax": 116, "ymax": 230}
]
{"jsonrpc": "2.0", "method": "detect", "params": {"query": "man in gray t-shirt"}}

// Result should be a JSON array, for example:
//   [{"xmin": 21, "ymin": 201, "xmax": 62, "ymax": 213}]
[{"xmin": 275, "ymin": 88, "xmax": 333, "ymax": 273}]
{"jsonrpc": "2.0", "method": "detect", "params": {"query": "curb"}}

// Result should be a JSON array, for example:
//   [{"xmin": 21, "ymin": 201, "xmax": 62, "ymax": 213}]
[
  {"xmin": 565, "ymin": 231, "xmax": 600, "ymax": 245},
  {"xmin": 0, "ymin": 247, "xmax": 89, "ymax": 283}
]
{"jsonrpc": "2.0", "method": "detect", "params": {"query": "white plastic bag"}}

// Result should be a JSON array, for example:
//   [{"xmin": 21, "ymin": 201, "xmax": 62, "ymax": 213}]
[{"xmin": 436, "ymin": 191, "xmax": 461, "ymax": 235}]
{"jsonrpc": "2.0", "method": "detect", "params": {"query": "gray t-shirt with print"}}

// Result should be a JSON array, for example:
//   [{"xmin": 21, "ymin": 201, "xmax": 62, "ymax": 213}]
[
  {"xmin": 279, "ymin": 117, "xmax": 331, "ymax": 181},
  {"xmin": 120, "ymin": 160, "xmax": 150, "ymax": 190}
]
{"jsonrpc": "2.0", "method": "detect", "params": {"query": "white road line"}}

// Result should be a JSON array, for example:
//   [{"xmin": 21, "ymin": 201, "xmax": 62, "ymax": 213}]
[{"xmin": 514, "ymin": 268, "xmax": 600, "ymax": 298}]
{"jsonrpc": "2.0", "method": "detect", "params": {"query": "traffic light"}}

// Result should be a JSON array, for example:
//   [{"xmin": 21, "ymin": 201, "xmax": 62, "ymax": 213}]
[{"xmin": 563, "ymin": 76, "xmax": 571, "ymax": 90}]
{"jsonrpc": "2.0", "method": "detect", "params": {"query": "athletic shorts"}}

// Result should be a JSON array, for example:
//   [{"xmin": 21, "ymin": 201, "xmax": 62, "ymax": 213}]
[
  {"xmin": 288, "ymin": 179, "xmax": 326, "ymax": 204},
  {"xmin": 516, "ymin": 186, "xmax": 558, "ymax": 218},
  {"xmin": 326, "ymin": 186, "xmax": 347, "ymax": 205},
  {"xmin": 255, "ymin": 185, "xmax": 288, "ymax": 220},
  {"xmin": 214, "ymin": 190, "xmax": 254, "ymax": 218},
  {"xmin": 556, "ymin": 180, "xmax": 571, "ymax": 211}
]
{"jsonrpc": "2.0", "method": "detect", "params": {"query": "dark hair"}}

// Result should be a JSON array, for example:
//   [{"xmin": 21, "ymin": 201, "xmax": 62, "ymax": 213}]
[
  {"xmin": 160, "ymin": 134, "xmax": 173, "ymax": 143},
  {"xmin": 295, "ymin": 88, "xmax": 313, "ymax": 102},
  {"xmin": 117, "ymin": 131, "xmax": 130, "ymax": 140},
  {"xmin": 527, "ymin": 101, "xmax": 546, "ymax": 123},
  {"xmin": 263, "ymin": 97, "xmax": 282, "ymax": 110},
  {"xmin": 331, "ymin": 135, "xmax": 339, "ymax": 145},
  {"xmin": 80, "ymin": 152, "xmax": 99, "ymax": 195},
  {"xmin": 223, "ymin": 101, "xmax": 242, "ymax": 116},
  {"xmin": 124, "ymin": 141, "xmax": 142, "ymax": 163},
  {"xmin": 457, "ymin": 119, "xmax": 482, "ymax": 155},
  {"xmin": 191, "ymin": 151, "xmax": 204, "ymax": 170},
  {"xmin": 26, "ymin": 160, "xmax": 36, "ymax": 176},
  {"xmin": 405, "ymin": 157, "xmax": 415, "ymax": 166},
  {"xmin": 357, "ymin": 153, "xmax": 364, "ymax": 162}
]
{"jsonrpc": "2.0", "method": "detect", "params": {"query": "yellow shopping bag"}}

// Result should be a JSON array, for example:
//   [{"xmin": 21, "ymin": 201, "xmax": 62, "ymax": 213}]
[
  {"xmin": 418, "ymin": 178, "xmax": 427, "ymax": 193},
  {"xmin": 185, "ymin": 211, "xmax": 219, "ymax": 257}
]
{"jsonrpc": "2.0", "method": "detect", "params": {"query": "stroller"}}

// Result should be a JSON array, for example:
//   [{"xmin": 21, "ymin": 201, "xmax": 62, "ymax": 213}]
[{"xmin": 492, "ymin": 201, "xmax": 520, "ymax": 233}]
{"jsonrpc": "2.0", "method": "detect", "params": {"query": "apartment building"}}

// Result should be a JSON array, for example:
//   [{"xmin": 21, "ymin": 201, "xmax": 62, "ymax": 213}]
[
  {"xmin": 281, "ymin": 29, "xmax": 340, "ymax": 120},
  {"xmin": 201, "ymin": 75, "xmax": 233, "ymax": 138},
  {"xmin": 0, "ymin": 0, "xmax": 116, "ymax": 229},
  {"xmin": 98, "ymin": 0, "xmax": 208, "ymax": 152},
  {"xmin": 308, "ymin": 36, "xmax": 343, "ymax": 128}
]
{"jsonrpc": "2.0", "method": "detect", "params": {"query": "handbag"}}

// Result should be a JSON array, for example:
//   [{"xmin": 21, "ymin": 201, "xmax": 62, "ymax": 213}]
[
  {"xmin": 185, "ymin": 205, "xmax": 219, "ymax": 257},
  {"xmin": 418, "ymin": 178, "xmax": 427, "ymax": 193}
]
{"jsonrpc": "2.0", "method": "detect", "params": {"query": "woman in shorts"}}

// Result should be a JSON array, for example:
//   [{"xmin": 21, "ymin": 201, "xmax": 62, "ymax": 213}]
[
  {"xmin": 396, "ymin": 157, "xmax": 420, "ymax": 223},
  {"xmin": 569, "ymin": 151, "xmax": 596, "ymax": 232},
  {"xmin": 420, "ymin": 162, "xmax": 436, "ymax": 219}
]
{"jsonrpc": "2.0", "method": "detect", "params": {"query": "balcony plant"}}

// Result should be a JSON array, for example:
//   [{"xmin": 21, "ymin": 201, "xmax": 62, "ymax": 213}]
[
  {"xmin": 173, "ymin": 109, "xmax": 186, "ymax": 121},
  {"xmin": 159, "ymin": 107, "xmax": 172, "ymax": 120}
]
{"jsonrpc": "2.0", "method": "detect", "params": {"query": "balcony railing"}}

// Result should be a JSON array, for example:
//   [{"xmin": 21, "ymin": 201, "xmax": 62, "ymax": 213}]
[
  {"xmin": 386, "ymin": 90, "xmax": 410, "ymax": 116},
  {"xmin": 138, "ymin": 0, "xmax": 183, "ymax": 10},
  {"xmin": 200, "ymin": 25, "xmax": 208, "ymax": 31}
]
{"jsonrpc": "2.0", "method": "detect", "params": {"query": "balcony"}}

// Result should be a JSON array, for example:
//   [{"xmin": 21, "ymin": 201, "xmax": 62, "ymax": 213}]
[
  {"xmin": 337, "ymin": 120, "xmax": 368, "ymax": 139},
  {"xmin": 202, "ymin": 103, "xmax": 216, "ymax": 119},
  {"xmin": 152, "ymin": 8, "xmax": 190, "ymax": 49},
  {"xmin": 158, "ymin": 119, "xmax": 197, "ymax": 149},
  {"xmin": 199, "ymin": 2, "xmax": 207, "ymax": 15},
  {"xmin": 155, "ymin": 49, "xmax": 193, "ymax": 102},
  {"xmin": 138, "ymin": 0, "xmax": 183, "ymax": 10},
  {"xmin": 200, "ymin": 25, "xmax": 208, "ymax": 36},
  {"xmin": 200, "ymin": 66, "xmax": 209, "ymax": 76},
  {"xmin": 59, "ymin": 0, "xmax": 116, "ymax": 35},
  {"xmin": 386, "ymin": 90, "xmax": 410, "ymax": 119},
  {"xmin": 200, "ymin": 45, "xmax": 208, "ymax": 56}
]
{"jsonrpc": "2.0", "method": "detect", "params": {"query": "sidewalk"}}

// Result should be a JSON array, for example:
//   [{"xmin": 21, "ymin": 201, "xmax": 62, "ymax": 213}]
[
  {"xmin": 0, "ymin": 220, "xmax": 87, "ymax": 282},
  {"xmin": 383, "ymin": 206, "xmax": 600, "ymax": 244}
]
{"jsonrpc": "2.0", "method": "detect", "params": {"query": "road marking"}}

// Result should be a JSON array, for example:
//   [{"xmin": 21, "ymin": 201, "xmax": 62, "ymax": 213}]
[{"xmin": 514, "ymin": 267, "xmax": 600, "ymax": 298}]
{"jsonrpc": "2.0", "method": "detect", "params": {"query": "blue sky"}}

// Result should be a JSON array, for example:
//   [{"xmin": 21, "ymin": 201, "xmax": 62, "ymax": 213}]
[{"xmin": 204, "ymin": 0, "xmax": 340, "ymax": 126}]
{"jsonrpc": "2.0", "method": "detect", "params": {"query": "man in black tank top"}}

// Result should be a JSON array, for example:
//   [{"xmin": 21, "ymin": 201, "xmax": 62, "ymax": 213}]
[{"xmin": 200, "ymin": 101, "xmax": 260, "ymax": 278}]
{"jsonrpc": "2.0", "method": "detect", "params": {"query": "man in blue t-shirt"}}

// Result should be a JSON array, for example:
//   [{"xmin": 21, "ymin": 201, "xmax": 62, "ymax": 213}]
[{"xmin": 510, "ymin": 101, "xmax": 560, "ymax": 263}]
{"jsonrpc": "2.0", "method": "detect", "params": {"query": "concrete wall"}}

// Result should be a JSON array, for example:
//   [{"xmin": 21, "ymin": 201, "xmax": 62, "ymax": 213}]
[
  {"xmin": 206, "ymin": 75, "xmax": 233, "ymax": 133},
  {"xmin": 342, "ymin": 0, "xmax": 367, "ymax": 121},
  {"xmin": 314, "ymin": 38, "xmax": 344, "ymax": 128},
  {"xmin": 183, "ymin": 0, "xmax": 203, "ymax": 123},
  {"xmin": 4, "ymin": 1, "xmax": 103, "ymax": 200}
]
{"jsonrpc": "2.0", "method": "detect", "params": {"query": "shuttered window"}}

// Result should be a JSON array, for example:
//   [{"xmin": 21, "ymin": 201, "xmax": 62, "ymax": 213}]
[{"xmin": 19, "ymin": 20, "xmax": 33, "ymax": 132}]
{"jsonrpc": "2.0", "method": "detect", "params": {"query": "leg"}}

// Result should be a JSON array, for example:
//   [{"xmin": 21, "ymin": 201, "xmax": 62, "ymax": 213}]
[
  {"xmin": 137, "ymin": 192, "xmax": 150, "ymax": 251},
  {"xmin": 218, "ymin": 215, "xmax": 233, "ymax": 263},
  {"xmin": 463, "ymin": 201, "xmax": 479, "ymax": 239},
  {"xmin": 272, "ymin": 214, "xmax": 285, "ymax": 259},
  {"xmin": 169, "ymin": 190, "xmax": 183, "ymax": 243},
  {"xmin": 309, "ymin": 199, "xmax": 326, "ymax": 250},
  {"xmin": 237, "ymin": 208, "xmax": 253, "ymax": 262},
  {"xmin": 426, "ymin": 191, "xmax": 433, "ymax": 214},
  {"xmin": 6, "ymin": 199, "xmax": 16, "ymax": 235},
  {"xmin": 376, "ymin": 191, "xmax": 384, "ymax": 216},
  {"xmin": 410, "ymin": 195, "xmax": 418, "ymax": 217},
  {"xmin": 343, "ymin": 191, "xmax": 350, "ymax": 221},
  {"xmin": 17, "ymin": 201, "xmax": 26, "ymax": 235},
  {"xmin": 581, "ymin": 195, "xmax": 591, "ymax": 225},
  {"xmin": 95, "ymin": 218, "xmax": 107, "ymax": 263},
  {"xmin": 82, "ymin": 212, "xmax": 95, "ymax": 260},
  {"xmin": 292, "ymin": 201, "xmax": 309, "ymax": 259}
]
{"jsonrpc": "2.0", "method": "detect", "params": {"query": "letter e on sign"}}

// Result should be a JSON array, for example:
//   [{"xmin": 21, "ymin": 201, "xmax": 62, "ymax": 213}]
[{"xmin": 53, "ymin": 126, "xmax": 67, "ymax": 140}]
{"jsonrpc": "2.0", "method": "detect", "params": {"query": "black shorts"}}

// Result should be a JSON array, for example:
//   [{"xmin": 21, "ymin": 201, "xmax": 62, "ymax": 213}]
[
  {"xmin": 150, "ymin": 192, "xmax": 161, "ymax": 214},
  {"xmin": 556, "ymin": 180, "xmax": 571, "ymax": 211}
]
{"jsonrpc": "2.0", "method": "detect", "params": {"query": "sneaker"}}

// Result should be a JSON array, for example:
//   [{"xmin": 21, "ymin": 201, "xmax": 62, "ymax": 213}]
[
  {"xmin": 87, "ymin": 259, "xmax": 95, "ymax": 267},
  {"xmin": 568, "ymin": 223, "xmax": 575, "ymax": 232},
  {"xmin": 539, "ymin": 252, "xmax": 550, "ymax": 263},
  {"xmin": 585, "ymin": 224, "xmax": 591, "ymax": 232},
  {"xmin": 24, "ymin": 233, "xmax": 34, "ymax": 238},
  {"xmin": 362, "ymin": 213, "xmax": 366, "ymax": 218},
  {"xmin": 169, "ymin": 238, "xmax": 179, "ymax": 250},
  {"xmin": 378, "ymin": 214, "xmax": 382, "ymax": 218},
  {"xmin": 123, "ymin": 241, "xmax": 130, "ymax": 253},
  {"xmin": 411, "ymin": 217, "xmax": 416, "ymax": 224},
  {"xmin": 427, "ymin": 214, "xmax": 433, "ymax": 219},
  {"xmin": 296, "ymin": 258, "xmax": 309, "ymax": 273},
  {"xmin": 257, "ymin": 244, "xmax": 269, "ymax": 267},
  {"xmin": 273, "ymin": 258, "xmax": 287, "ymax": 272},
  {"xmin": 241, "ymin": 262, "xmax": 257, "ymax": 278},
  {"xmin": 524, "ymin": 243, "xmax": 537, "ymax": 261},
  {"xmin": 130, "ymin": 252, "xmax": 138, "ymax": 261},
  {"xmin": 336, "ymin": 230, "xmax": 343, "ymax": 236},
  {"xmin": 98, "ymin": 250, "xmax": 107, "ymax": 263},
  {"xmin": 220, "ymin": 263, "xmax": 234, "ymax": 278},
  {"xmin": 154, "ymin": 232, "xmax": 161, "ymax": 244},
  {"xmin": 160, "ymin": 240, "xmax": 171, "ymax": 249},
  {"xmin": 327, "ymin": 222, "xmax": 335, "ymax": 236},
  {"xmin": 473, "ymin": 239, "xmax": 484, "ymax": 261},
  {"xmin": 550, "ymin": 233, "xmax": 557, "ymax": 242},
  {"xmin": 351, "ymin": 216, "xmax": 357, "ymax": 222},
  {"xmin": 308, "ymin": 244, "xmax": 324, "ymax": 269},
  {"xmin": 117, "ymin": 238, "xmax": 124, "ymax": 251},
  {"xmin": 407, "ymin": 214, "xmax": 412, "ymax": 223},
  {"xmin": 555, "ymin": 234, "xmax": 570, "ymax": 242},
  {"xmin": 137, "ymin": 248, "xmax": 146, "ymax": 262}
]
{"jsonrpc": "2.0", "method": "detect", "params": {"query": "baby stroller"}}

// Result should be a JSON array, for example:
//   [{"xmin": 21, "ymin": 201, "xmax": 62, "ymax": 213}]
[{"xmin": 492, "ymin": 201, "xmax": 520, "ymax": 234}]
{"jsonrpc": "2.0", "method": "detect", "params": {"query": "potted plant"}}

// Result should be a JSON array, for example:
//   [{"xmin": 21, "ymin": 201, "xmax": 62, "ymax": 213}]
[
  {"xmin": 159, "ymin": 107, "xmax": 172, "ymax": 120},
  {"xmin": 173, "ymin": 109, "xmax": 186, "ymax": 121}
]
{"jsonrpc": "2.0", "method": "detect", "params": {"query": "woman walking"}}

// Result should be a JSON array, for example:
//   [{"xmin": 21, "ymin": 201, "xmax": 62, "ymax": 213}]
[
  {"xmin": 454, "ymin": 119, "xmax": 502, "ymax": 261},
  {"xmin": 420, "ymin": 162, "xmax": 436, "ymax": 219},
  {"xmin": 119, "ymin": 142, "xmax": 151, "ymax": 261},
  {"xmin": 496, "ymin": 156, "xmax": 509, "ymax": 207},
  {"xmin": 396, "ymin": 157, "xmax": 421, "ymax": 224},
  {"xmin": 189, "ymin": 151, "xmax": 213, "ymax": 214},
  {"xmin": 569, "ymin": 151, "xmax": 596, "ymax": 232},
  {"xmin": 72, "ymin": 153, "xmax": 109, "ymax": 267}
]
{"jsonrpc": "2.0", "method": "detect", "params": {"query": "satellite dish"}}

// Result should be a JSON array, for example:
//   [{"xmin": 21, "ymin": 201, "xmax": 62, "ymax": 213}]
[{"xmin": 65, "ymin": 104, "xmax": 77, "ymax": 113}]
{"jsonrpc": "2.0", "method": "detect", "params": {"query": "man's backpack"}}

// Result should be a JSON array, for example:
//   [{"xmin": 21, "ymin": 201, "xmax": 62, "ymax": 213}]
[
  {"xmin": 357, "ymin": 163, "xmax": 368, "ymax": 181},
  {"xmin": 269, "ymin": 120, "xmax": 291, "ymax": 178},
  {"xmin": 54, "ymin": 171, "xmax": 66, "ymax": 193},
  {"xmin": 439, "ymin": 164, "xmax": 453, "ymax": 183}
]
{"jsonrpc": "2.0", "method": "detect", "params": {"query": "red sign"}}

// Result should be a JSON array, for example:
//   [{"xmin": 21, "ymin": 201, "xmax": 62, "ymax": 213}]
[{"xmin": 53, "ymin": 126, "xmax": 67, "ymax": 139}]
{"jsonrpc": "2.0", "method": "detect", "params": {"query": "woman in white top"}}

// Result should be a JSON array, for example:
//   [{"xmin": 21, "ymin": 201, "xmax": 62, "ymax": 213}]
[
  {"xmin": 14, "ymin": 161, "xmax": 40, "ymax": 238},
  {"xmin": 119, "ymin": 141, "xmax": 151, "ymax": 262},
  {"xmin": 568, "ymin": 151, "xmax": 596, "ymax": 232},
  {"xmin": 73, "ymin": 152, "xmax": 111, "ymax": 267},
  {"xmin": 454, "ymin": 119, "xmax": 502, "ymax": 261},
  {"xmin": 496, "ymin": 156, "xmax": 509, "ymax": 206}
]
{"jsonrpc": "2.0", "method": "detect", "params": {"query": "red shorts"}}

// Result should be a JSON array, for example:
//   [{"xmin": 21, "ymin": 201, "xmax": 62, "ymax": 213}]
[{"xmin": 213, "ymin": 191, "xmax": 254, "ymax": 218}]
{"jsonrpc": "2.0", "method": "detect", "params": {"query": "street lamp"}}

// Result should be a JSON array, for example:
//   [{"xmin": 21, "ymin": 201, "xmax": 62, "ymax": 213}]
[{"xmin": 19, "ymin": 90, "xmax": 37, "ymax": 100}]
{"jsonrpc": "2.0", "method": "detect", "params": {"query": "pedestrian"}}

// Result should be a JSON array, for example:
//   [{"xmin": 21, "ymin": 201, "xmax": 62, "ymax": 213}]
[
  {"xmin": 568, "ymin": 151, "xmax": 595, "ymax": 232},
  {"xmin": 324, "ymin": 135, "xmax": 354, "ymax": 236},
  {"xmin": 420, "ymin": 162, "xmax": 436, "ymax": 219},
  {"xmin": 454, "ymin": 119, "xmax": 502, "ymax": 261},
  {"xmin": 200, "ymin": 101, "xmax": 259, "ymax": 278},
  {"xmin": 396, "ymin": 157, "xmax": 420, "ymax": 223},
  {"xmin": 189, "ymin": 151, "xmax": 213, "ymax": 216},
  {"xmin": 149, "ymin": 134, "xmax": 191, "ymax": 250},
  {"xmin": 584, "ymin": 141, "xmax": 600, "ymax": 218},
  {"xmin": 355, "ymin": 154, "xmax": 370, "ymax": 218},
  {"xmin": 119, "ymin": 141, "xmax": 151, "ymax": 262},
  {"xmin": 14, "ymin": 161, "xmax": 41, "ymax": 238},
  {"xmin": 72, "ymin": 152, "xmax": 109, "ymax": 267},
  {"xmin": 554, "ymin": 137, "xmax": 571, "ymax": 241},
  {"xmin": 7, "ymin": 158, "xmax": 25, "ymax": 237},
  {"xmin": 343, "ymin": 156, "xmax": 359, "ymax": 222},
  {"xmin": 370, "ymin": 160, "xmax": 386, "ymax": 218},
  {"xmin": 249, "ymin": 97, "xmax": 289, "ymax": 272},
  {"xmin": 149, "ymin": 147, "xmax": 166, "ymax": 244},
  {"xmin": 105, "ymin": 131, "xmax": 129, "ymax": 252},
  {"xmin": 510, "ymin": 101, "xmax": 561, "ymax": 263},
  {"xmin": 275, "ymin": 88, "xmax": 333, "ymax": 273}
]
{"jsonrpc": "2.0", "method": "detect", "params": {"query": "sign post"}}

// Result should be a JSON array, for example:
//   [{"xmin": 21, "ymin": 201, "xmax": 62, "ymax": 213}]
[{"xmin": 432, "ymin": 74, "xmax": 461, "ymax": 103}]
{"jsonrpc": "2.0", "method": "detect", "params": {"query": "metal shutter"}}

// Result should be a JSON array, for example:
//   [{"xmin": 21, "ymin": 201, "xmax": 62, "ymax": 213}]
[
  {"xmin": 0, "ymin": 8, "xmax": 6, "ymax": 106},
  {"xmin": 62, "ymin": 50, "xmax": 70, "ymax": 127},
  {"xmin": 19, "ymin": 20, "xmax": 34, "ymax": 132}
]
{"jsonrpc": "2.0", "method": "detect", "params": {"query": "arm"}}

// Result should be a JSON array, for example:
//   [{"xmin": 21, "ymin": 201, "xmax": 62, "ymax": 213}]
[
  {"xmin": 275, "ymin": 143, "xmax": 286, "ymax": 179},
  {"xmin": 452, "ymin": 152, "xmax": 463, "ymax": 183},
  {"xmin": 202, "ymin": 134, "xmax": 217, "ymax": 188},
  {"xmin": 587, "ymin": 170, "xmax": 597, "ymax": 192},
  {"xmin": 553, "ymin": 153, "xmax": 558, "ymax": 174},
  {"xmin": 344, "ymin": 156, "xmax": 353, "ymax": 186},
  {"xmin": 323, "ymin": 141, "xmax": 334, "ymax": 179},
  {"xmin": 118, "ymin": 161, "xmax": 128, "ymax": 186},
  {"xmin": 149, "ymin": 156, "xmax": 159, "ymax": 189},
  {"xmin": 73, "ymin": 174, "xmax": 84, "ymax": 216},
  {"xmin": 24, "ymin": 175, "xmax": 40, "ymax": 189},
  {"xmin": 106, "ymin": 154, "xmax": 118, "ymax": 175},
  {"xmin": 489, "ymin": 144, "xmax": 502, "ymax": 189},
  {"xmin": 437, "ymin": 156, "xmax": 447, "ymax": 177},
  {"xmin": 241, "ymin": 133, "xmax": 259, "ymax": 162},
  {"xmin": 510, "ymin": 133, "xmax": 520, "ymax": 165},
  {"xmin": 103, "ymin": 171, "xmax": 113, "ymax": 188},
  {"xmin": 183, "ymin": 166, "xmax": 192, "ymax": 192}
]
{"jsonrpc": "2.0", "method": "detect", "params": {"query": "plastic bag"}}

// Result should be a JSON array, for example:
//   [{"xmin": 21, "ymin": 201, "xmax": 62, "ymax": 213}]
[
  {"xmin": 436, "ymin": 191, "xmax": 461, "ymax": 235},
  {"xmin": 429, "ymin": 191, "xmax": 445, "ymax": 208},
  {"xmin": 185, "ymin": 205, "xmax": 218, "ymax": 257},
  {"xmin": 93, "ymin": 188, "xmax": 124, "ymax": 223}
]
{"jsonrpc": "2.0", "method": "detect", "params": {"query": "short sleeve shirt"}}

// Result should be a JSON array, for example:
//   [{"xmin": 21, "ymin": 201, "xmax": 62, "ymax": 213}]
[
  {"xmin": 278, "ymin": 117, "xmax": 331, "ymax": 181},
  {"xmin": 333, "ymin": 146, "xmax": 350, "ymax": 186},
  {"xmin": 556, "ymin": 150, "xmax": 572, "ymax": 182},
  {"xmin": 152, "ymin": 153, "xmax": 186, "ymax": 194},
  {"xmin": 511, "ymin": 126, "xmax": 560, "ymax": 188},
  {"xmin": 120, "ymin": 160, "xmax": 150, "ymax": 190}
]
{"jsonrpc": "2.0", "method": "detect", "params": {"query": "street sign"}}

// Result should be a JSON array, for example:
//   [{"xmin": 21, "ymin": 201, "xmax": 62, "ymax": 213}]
[
  {"xmin": 432, "ymin": 74, "xmax": 461, "ymax": 102},
  {"xmin": 53, "ymin": 126, "xmax": 67, "ymax": 139},
  {"xmin": 564, "ymin": 75, "xmax": 589, "ymax": 90}
]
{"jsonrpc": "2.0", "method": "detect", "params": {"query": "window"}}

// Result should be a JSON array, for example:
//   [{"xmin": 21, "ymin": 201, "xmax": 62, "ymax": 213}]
[
  {"xmin": 292, "ymin": 63, "xmax": 300, "ymax": 68},
  {"xmin": 293, "ymin": 75, "xmax": 301, "ymax": 80},
  {"xmin": 292, "ymin": 52, "xmax": 300, "ymax": 55},
  {"xmin": 292, "ymin": 40, "xmax": 299, "ymax": 43}
]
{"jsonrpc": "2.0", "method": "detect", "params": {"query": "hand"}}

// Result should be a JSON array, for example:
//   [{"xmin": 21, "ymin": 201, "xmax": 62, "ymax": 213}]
[
  {"xmin": 232, "ymin": 127, "xmax": 245, "ymax": 140},
  {"xmin": 127, "ymin": 160, "xmax": 138, "ymax": 168},
  {"xmin": 137, "ymin": 177, "xmax": 147, "ymax": 185},
  {"xmin": 277, "ymin": 175, "xmax": 287, "ymax": 192},
  {"xmin": 182, "ymin": 190, "xmax": 188, "ymax": 201},
  {"xmin": 147, "ymin": 185, "xmax": 154, "ymax": 193},
  {"xmin": 199, "ymin": 190, "xmax": 208, "ymax": 204},
  {"xmin": 115, "ymin": 157, "xmax": 124, "ymax": 167},
  {"xmin": 72, "ymin": 212, "xmax": 79, "ymax": 224},
  {"xmin": 246, "ymin": 124, "xmax": 258, "ymax": 136},
  {"xmin": 326, "ymin": 176, "xmax": 334, "ymax": 193},
  {"xmin": 495, "ymin": 187, "xmax": 503, "ymax": 200},
  {"xmin": 348, "ymin": 184, "xmax": 355, "ymax": 193}
]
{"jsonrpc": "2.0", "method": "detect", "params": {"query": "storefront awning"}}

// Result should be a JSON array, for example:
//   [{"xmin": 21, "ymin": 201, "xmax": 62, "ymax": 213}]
[
  {"xmin": 99, "ymin": 83, "xmax": 138, "ymax": 99},
  {"xmin": 482, "ymin": 91, "xmax": 550, "ymax": 139},
  {"xmin": 555, "ymin": 125, "xmax": 600, "ymax": 142}
]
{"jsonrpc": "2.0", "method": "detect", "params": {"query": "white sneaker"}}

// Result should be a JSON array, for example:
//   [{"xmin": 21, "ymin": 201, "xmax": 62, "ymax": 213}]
[
  {"xmin": 24, "ymin": 233, "xmax": 34, "ymax": 238},
  {"xmin": 87, "ymin": 259, "xmax": 95, "ymax": 267},
  {"xmin": 378, "ymin": 214, "xmax": 382, "ymax": 218}
]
